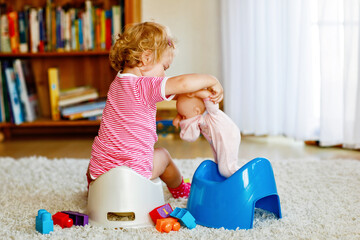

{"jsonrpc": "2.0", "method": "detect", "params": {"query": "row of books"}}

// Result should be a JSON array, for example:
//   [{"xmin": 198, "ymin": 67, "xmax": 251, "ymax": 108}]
[
  {"xmin": 48, "ymin": 68, "xmax": 106, "ymax": 121},
  {"xmin": 0, "ymin": 0, "xmax": 123, "ymax": 53},
  {"xmin": 0, "ymin": 59, "xmax": 39, "ymax": 124}
]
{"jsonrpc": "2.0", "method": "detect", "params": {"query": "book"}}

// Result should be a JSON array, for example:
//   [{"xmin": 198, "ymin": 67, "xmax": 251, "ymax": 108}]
[
  {"xmin": 21, "ymin": 60, "xmax": 39, "ymax": 120},
  {"xmin": 18, "ymin": 11, "xmax": 29, "ymax": 53},
  {"xmin": 66, "ymin": 108, "xmax": 103, "ymax": 120},
  {"xmin": 58, "ymin": 86, "xmax": 99, "ymax": 107},
  {"xmin": 0, "ymin": 14, "xmax": 11, "ymax": 52},
  {"xmin": 7, "ymin": 11, "xmax": 19, "ymax": 53},
  {"xmin": 14, "ymin": 59, "xmax": 36, "ymax": 122},
  {"xmin": 46, "ymin": 0, "xmax": 52, "ymax": 51},
  {"xmin": 61, "ymin": 99, "xmax": 106, "ymax": 116},
  {"xmin": 29, "ymin": 8, "xmax": 39, "ymax": 53},
  {"xmin": 38, "ymin": 8, "xmax": 46, "ymax": 52},
  {"xmin": 0, "ymin": 62, "xmax": 5, "ymax": 122},
  {"xmin": 1, "ymin": 61, "xmax": 11, "ymax": 122},
  {"xmin": 105, "ymin": 10, "xmax": 112, "ymax": 50},
  {"xmin": 48, "ymin": 68, "xmax": 60, "ymax": 120},
  {"xmin": 85, "ymin": 0, "xmax": 94, "ymax": 50},
  {"xmin": 4, "ymin": 66, "xmax": 24, "ymax": 125},
  {"xmin": 100, "ymin": 10, "xmax": 106, "ymax": 49},
  {"xmin": 112, "ymin": 5, "xmax": 121, "ymax": 41}
]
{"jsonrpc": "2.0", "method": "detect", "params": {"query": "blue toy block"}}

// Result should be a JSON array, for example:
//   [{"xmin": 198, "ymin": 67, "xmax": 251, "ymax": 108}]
[
  {"xmin": 187, "ymin": 158, "xmax": 282, "ymax": 230},
  {"xmin": 35, "ymin": 209, "xmax": 54, "ymax": 234},
  {"xmin": 170, "ymin": 207, "xmax": 196, "ymax": 229}
]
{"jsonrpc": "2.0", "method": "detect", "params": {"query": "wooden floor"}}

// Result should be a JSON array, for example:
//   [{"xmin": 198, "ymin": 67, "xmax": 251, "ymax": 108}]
[{"xmin": 0, "ymin": 134, "xmax": 359, "ymax": 161}]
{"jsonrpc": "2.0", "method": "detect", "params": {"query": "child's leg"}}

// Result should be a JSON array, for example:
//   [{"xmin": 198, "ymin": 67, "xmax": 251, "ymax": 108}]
[{"xmin": 151, "ymin": 147, "xmax": 191, "ymax": 198}]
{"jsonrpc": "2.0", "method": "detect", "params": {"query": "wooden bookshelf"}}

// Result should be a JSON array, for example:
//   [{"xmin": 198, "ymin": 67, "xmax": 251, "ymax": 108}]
[{"xmin": 0, "ymin": 0, "xmax": 141, "ymax": 140}]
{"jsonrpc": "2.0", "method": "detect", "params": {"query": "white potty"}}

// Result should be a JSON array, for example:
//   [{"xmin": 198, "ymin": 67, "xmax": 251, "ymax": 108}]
[{"xmin": 87, "ymin": 166, "xmax": 165, "ymax": 228}]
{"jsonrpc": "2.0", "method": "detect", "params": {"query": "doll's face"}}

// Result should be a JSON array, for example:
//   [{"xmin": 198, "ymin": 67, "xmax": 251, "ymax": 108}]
[{"xmin": 176, "ymin": 94, "xmax": 206, "ymax": 119}]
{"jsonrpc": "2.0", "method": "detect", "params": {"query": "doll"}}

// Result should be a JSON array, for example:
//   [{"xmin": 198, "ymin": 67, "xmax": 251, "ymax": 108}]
[{"xmin": 173, "ymin": 90, "xmax": 241, "ymax": 178}]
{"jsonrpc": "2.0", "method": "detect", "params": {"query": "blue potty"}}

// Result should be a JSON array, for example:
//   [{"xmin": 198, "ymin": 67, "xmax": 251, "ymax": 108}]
[{"xmin": 187, "ymin": 158, "xmax": 282, "ymax": 230}]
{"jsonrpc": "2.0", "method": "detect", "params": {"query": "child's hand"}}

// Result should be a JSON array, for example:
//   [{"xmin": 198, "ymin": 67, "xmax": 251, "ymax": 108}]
[
  {"xmin": 208, "ymin": 81, "xmax": 223, "ymax": 103},
  {"xmin": 172, "ymin": 114, "xmax": 182, "ymax": 129}
]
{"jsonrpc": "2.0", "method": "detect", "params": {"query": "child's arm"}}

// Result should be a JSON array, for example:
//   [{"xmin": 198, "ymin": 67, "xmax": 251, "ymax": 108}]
[
  {"xmin": 187, "ymin": 89, "xmax": 212, "ymax": 99},
  {"xmin": 165, "ymin": 74, "xmax": 223, "ymax": 103}
]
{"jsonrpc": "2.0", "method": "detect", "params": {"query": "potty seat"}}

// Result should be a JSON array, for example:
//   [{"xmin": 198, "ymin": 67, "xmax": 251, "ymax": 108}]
[
  {"xmin": 87, "ymin": 166, "xmax": 165, "ymax": 228},
  {"xmin": 187, "ymin": 158, "xmax": 282, "ymax": 230}
]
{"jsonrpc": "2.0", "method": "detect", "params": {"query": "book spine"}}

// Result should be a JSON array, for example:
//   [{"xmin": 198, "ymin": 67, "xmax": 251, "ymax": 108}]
[
  {"xmin": 70, "ymin": 9, "xmax": 77, "ymax": 50},
  {"xmin": 100, "ymin": 10, "xmax": 105, "ymax": 50},
  {"xmin": 46, "ymin": 0, "xmax": 52, "ymax": 51},
  {"xmin": 85, "ymin": 0, "xmax": 94, "ymax": 50},
  {"xmin": 1, "ymin": 62, "xmax": 10, "ymax": 122},
  {"xmin": 0, "ymin": 14, "xmax": 11, "ymax": 53},
  {"xmin": 112, "ymin": 5, "xmax": 121, "ymax": 43},
  {"xmin": 29, "ymin": 8, "xmax": 39, "ymax": 53},
  {"xmin": 68, "ymin": 108, "xmax": 103, "ymax": 120},
  {"xmin": 0, "ymin": 62, "xmax": 5, "ymax": 122},
  {"xmin": 38, "ymin": 8, "xmax": 46, "ymax": 52},
  {"xmin": 8, "ymin": 11, "xmax": 19, "ymax": 53},
  {"xmin": 61, "ymin": 101, "xmax": 106, "ymax": 116},
  {"xmin": 5, "ymin": 67, "xmax": 24, "ymax": 125},
  {"xmin": 18, "ymin": 11, "xmax": 29, "ymax": 53},
  {"xmin": 48, "ymin": 68, "xmax": 60, "ymax": 120},
  {"xmin": 64, "ymin": 10, "xmax": 71, "ymax": 51},
  {"xmin": 105, "ymin": 10, "xmax": 112, "ymax": 50},
  {"xmin": 14, "ymin": 59, "xmax": 35, "ymax": 122},
  {"xmin": 78, "ymin": 13, "xmax": 83, "ymax": 51}
]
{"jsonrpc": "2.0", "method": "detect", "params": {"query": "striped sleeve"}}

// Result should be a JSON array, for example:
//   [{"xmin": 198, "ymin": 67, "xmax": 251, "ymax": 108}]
[{"xmin": 136, "ymin": 76, "xmax": 174, "ymax": 106}]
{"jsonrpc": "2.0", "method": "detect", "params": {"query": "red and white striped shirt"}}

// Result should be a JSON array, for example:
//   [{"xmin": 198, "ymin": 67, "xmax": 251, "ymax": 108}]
[{"xmin": 89, "ymin": 73, "xmax": 174, "ymax": 180}]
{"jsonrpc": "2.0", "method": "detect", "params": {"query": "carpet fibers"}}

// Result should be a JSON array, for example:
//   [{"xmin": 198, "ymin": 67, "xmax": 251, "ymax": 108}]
[{"xmin": 0, "ymin": 156, "xmax": 359, "ymax": 239}]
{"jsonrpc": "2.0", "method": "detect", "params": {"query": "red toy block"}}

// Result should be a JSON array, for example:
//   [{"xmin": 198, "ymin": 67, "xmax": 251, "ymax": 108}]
[
  {"xmin": 52, "ymin": 212, "xmax": 73, "ymax": 228},
  {"xmin": 155, "ymin": 217, "xmax": 180, "ymax": 233},
  {"xmin": 149, "ymin": 203, "xmax": 173, "ymax": 224}
]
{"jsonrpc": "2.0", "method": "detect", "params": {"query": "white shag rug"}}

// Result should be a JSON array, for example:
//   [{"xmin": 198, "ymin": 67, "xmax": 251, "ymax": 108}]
[{"xmin": 0, "ymin": 156, "xmax": 359, "ymax": 240}]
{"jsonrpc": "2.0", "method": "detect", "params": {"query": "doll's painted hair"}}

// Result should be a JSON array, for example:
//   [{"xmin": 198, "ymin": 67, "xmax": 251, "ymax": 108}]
[{"xmin": 109, "ymin": 22, "xmax": 175, "ymax": 72}]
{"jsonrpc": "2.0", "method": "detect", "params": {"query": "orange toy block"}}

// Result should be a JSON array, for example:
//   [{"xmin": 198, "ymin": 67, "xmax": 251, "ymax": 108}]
[{"xmin": 155, "ymin": 217, "xmax": 180, "ymax": 233}]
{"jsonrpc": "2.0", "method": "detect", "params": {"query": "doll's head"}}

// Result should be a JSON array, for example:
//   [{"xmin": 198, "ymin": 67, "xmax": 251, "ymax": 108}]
[
  {"xmin": 110, "ymin": 22, "xmax": 176, "ymax": 72},
  {"xmin": 176, "ymin": 94, "xmax": 206, "ymax": 120}
]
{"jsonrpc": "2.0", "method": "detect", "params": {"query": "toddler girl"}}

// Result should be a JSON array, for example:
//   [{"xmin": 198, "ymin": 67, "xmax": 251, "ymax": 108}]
[{"xmin": 87, "ymin": 22, "xmax": 223, "ymax": 199}]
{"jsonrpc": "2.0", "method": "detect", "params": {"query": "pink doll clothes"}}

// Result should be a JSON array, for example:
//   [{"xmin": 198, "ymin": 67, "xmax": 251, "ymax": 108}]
[{"xmin": 179, "ymin": 99, "xmax": 241, "ymax": 178}]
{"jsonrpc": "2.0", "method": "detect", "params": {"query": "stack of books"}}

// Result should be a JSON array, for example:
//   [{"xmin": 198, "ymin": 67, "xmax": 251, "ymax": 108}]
[
  {"xmin": 48, "ymin": 67, "xmax": 105, "ymax": 121},
  {"xmin": 0, "ymin": 59, "xmax": 39, "ymax": 125},
  {"xmin": 0, "ymin": 0, "xmax": 122, "ymax": 53}
]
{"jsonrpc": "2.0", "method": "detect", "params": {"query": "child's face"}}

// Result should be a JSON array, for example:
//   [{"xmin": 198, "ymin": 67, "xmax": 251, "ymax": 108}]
[{"xmin": 141, "ymin": 49, "xmax": 173, "ymax": 77}]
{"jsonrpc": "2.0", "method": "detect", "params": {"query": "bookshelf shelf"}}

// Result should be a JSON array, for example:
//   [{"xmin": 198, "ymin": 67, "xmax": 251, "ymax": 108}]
[
  {"xmin": 0, "ymin": 118, "xmax": 100, "ymax": 127},
  {"xmin": 0, "ymin": 0, "xmax": 141, "ymax": 140},
  {"xmin": 0, "ymin": 51, "xmax": 110, "ymax": 58}
]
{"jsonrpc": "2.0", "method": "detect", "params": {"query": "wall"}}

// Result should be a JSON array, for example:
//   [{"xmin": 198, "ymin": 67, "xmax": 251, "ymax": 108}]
[{"xmin": 142, "ymin": 0, "xmax": 222, "ymax": 82}]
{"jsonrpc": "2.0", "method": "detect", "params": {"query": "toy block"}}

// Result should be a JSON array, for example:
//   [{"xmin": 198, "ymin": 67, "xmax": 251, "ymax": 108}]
[
  {"xmin": 35, "ymin": 209, "xmax": 53, "ymax": 234},
  {"xmin": 170, "ymin": 207, "xmax": 196, "ymax": 229},
  {"xmin": 52, "ymin": 212, "xmax": 73, "ymax": 228},
  {"xmin": 149, "ymin": 203, "xmax": 173, "ymax": 224},
  {"xmin": 155, "ymin": 217, "xmax": 180, "ymax": 233},
  {"xmin": 61, "ymin": 211, "xmax": 89, "ymax": 226}
]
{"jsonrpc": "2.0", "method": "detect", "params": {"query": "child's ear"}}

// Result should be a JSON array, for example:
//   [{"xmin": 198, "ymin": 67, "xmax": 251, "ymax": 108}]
[
  {"xmin": 141, "ymin": 50, "xmax": 154, "ymax": 65},
  {"xmin": 194, "ymin": 106, "xmax": 202, "ymax": 116}
]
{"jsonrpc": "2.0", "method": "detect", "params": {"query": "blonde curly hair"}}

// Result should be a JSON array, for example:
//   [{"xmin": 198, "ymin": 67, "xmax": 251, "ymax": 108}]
[{"xmin": 109, "ymin": 22, "xmax": 175, "ymax": 72}]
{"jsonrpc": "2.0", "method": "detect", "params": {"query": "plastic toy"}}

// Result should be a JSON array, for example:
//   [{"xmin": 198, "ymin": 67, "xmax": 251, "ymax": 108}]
[
  {"xmin": 61, "ymin": 211, "xmax": 89, "ymax": 226},
  {"xmin": 155, "ymin": 217, "xmax": 181, "ymax": 233},
  {"xmin": 169, "ymin": 207, "xmax": 196, "ymax": 229},
  {"xmin": 149, "ymin": 203, "xmax": 173, "ymax": 224},
  {"xmin": 35, "ymin": 209, "xmax": 53, "ymax": 234},
  {"xmin": 156, "ymin": 120, "xmax": 178, "ymax": 136},
  {"xmin": 187, "ymin": 158, "xmax": 282, "ymax": 230},
  {"xmin": 52, "ymin": 212, "xmax": 73, "ymax": 228},
  {"xmin": 88, "ymin": 165, "xmax": 165, "ymax": 228}
]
